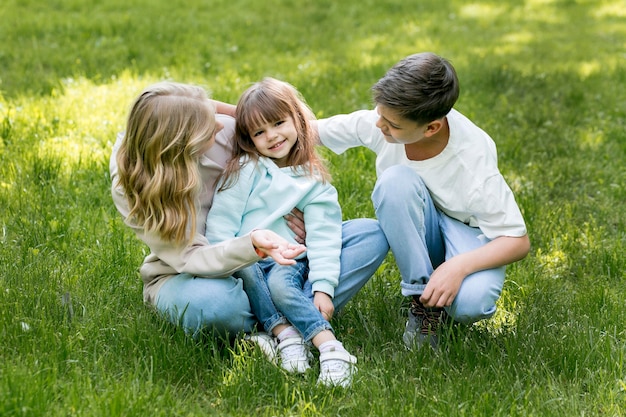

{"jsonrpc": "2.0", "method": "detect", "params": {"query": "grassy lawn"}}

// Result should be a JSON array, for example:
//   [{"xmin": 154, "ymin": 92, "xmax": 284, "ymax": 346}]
[{"xmin": 1, "ymin": 0, "xmax": 625, "ymax": 415}]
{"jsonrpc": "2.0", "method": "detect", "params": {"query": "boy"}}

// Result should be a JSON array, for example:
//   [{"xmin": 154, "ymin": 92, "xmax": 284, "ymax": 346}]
[{"xmin": 316, "ymin": 52, "xmax": 530, "ymax": 349}]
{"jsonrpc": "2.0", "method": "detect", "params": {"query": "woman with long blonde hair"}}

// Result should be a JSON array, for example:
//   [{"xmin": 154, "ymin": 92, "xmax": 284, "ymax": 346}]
[{"xmin": 112, "ymin": 81, "xmax": 303, "ymax": 337}]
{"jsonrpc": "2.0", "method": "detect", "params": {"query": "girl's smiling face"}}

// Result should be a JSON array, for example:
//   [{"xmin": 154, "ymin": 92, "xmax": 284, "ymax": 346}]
[{"xmin": 249, "ymin": 115, "xmax": 298, "ymax": 167}]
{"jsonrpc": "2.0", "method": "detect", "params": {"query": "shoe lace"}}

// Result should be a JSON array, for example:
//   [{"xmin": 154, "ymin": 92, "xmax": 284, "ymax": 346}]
[{"xmin": 410, "ymin": 297, "xmax": 444, "ymax": 335}]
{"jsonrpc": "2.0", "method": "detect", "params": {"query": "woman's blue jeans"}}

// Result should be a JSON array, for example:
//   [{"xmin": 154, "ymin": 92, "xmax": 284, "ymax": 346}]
[
  {"xmin": 155, "ymin": 218, "xmax": 389, "ymax": 338},
  {"xmin": 371, "ymin": 165, "xmax": 505, "ymax": 325},
  {"xmin": 235, "ymin": 258, "xmax": 332, "ymax": 343}
]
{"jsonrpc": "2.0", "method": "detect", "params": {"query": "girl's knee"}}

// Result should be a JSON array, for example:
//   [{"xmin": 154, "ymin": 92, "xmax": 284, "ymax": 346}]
[{"xmin": 266, "ymin": 269, "xmax": 303, "ymax": 304}]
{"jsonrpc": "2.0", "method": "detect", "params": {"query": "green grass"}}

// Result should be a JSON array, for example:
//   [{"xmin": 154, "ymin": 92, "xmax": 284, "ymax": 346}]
[{"xmin": 1, "ymin": 0, "xmax": 625, "ymax": 415}]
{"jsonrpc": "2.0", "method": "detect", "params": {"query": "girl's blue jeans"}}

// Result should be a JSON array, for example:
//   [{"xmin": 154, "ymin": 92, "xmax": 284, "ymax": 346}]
[
  {"xmin": 155, "ymin": 218, "xmax": 389, "ymax": 338},
  {"xmin": 235, "ymin": 258, "xmax": 331, "ymax": 343},
  {"xmin": 371, "ymin": 165, "xmax": 505, "ymax": 325}
]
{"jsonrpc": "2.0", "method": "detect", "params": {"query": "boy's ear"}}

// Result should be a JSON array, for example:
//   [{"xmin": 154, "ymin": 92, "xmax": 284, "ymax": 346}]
[{"xmin": 424, "ymin": 119, "xmax": 445, "ymax": 137}]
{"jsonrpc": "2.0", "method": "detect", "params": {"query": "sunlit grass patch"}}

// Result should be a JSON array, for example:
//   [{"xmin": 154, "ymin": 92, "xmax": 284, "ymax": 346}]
[{"xmin": 4, "ymin": 73, "xmax": 147, "ymax": 167}]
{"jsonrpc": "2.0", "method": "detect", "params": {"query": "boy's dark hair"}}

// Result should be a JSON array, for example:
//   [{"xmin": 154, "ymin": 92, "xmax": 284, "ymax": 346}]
[{"xmin": 372, "ymin": 52, "xmax": 459, "ymax": 125}]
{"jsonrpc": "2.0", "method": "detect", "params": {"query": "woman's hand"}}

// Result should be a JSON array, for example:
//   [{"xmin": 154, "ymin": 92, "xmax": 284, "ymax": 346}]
[
  {"xmin": 284, "ymin": 208, "xmax": 306, "ymax": 244},
  {"xmin": 314, "ymin": 291, "xmax": 335, "ymax": 321},
  {"xmin": 250, "ymin": 229, "xmax": 306, "ymax": 265}
]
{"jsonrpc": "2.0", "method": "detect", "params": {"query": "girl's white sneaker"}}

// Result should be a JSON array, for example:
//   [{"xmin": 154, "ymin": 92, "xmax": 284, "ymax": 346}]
[
  {"xmin": 276, "ymin": 336, "xmax": 312, "ymax": 373},
  {"xmin": 244, "ymin": 332, "xmax": 277, "ymax": 364},
  {"xmin": 317, "ymin": 348, "xmax": 357, "ymax": 387}
]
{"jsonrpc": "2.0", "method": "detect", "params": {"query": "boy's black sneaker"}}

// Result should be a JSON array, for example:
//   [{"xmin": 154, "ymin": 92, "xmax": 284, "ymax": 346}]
[{"xmin": 402, "ymin": 296, "xmax": 446, "ymax": 350}]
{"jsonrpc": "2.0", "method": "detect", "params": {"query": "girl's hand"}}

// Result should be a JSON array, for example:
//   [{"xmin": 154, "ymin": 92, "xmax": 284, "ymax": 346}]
[
  {"xmin": 250, "ymin": 229, "xmax": 306, "ymax": 265},
  {"xmin": 284, "ymin": 208, "xmax": 306, "ymax": 244},
  {"xmin": 314, "ymin": 291, "xmax": 335, "ymax": 321}
]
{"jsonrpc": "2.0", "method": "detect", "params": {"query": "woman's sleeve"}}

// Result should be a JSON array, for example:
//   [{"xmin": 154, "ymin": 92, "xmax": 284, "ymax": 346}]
[
  {"xmin": 110, "ymin": 141, "xmax": 259, "ymax": 278},
  {"xmin": 148, "ymin": 230, "xmax": 259, "ymax": 278}
]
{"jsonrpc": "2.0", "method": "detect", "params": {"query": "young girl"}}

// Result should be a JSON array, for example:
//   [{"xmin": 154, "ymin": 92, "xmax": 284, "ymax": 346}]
[{"xmin": 205, "ymin": 78, "xmax": 357, "ymax": 387}]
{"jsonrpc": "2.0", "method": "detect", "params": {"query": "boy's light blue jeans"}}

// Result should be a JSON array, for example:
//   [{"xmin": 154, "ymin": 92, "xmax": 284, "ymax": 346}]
[
  {"xmin": 235, "ymin": 258, "xmax": 331, "ymax": 343},
  {"xmin": 371, "ymin": 165, "xmax": 505, "ymax": 325},
  {"xmin": 155, "ymin": 219, "xmax": 389, "ymax": 338}
]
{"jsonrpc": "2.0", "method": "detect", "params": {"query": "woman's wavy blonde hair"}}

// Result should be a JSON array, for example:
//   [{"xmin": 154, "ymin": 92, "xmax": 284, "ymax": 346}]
[
  {"xmin": 116, "ymin": 82, "xmax": 217, "ymax": 245},
  {"xmin": 219, "ymin": 77, "xmax": 329, "ymax": 190}
]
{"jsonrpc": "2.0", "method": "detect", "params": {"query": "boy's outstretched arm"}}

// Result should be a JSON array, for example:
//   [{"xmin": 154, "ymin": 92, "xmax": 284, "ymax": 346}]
[{"xmin": 420, "ymin": 234, "xmax": 530, "ymax": 308}]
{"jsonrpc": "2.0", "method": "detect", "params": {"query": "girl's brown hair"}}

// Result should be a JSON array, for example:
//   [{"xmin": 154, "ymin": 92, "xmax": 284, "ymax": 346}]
[
  {"xmin": 116, "ymin": 82, "xmax": 217, "ymax": 245},
  {"xmin": 220, "ymin": 77, "xmax": 328, "ymax": 190}
]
